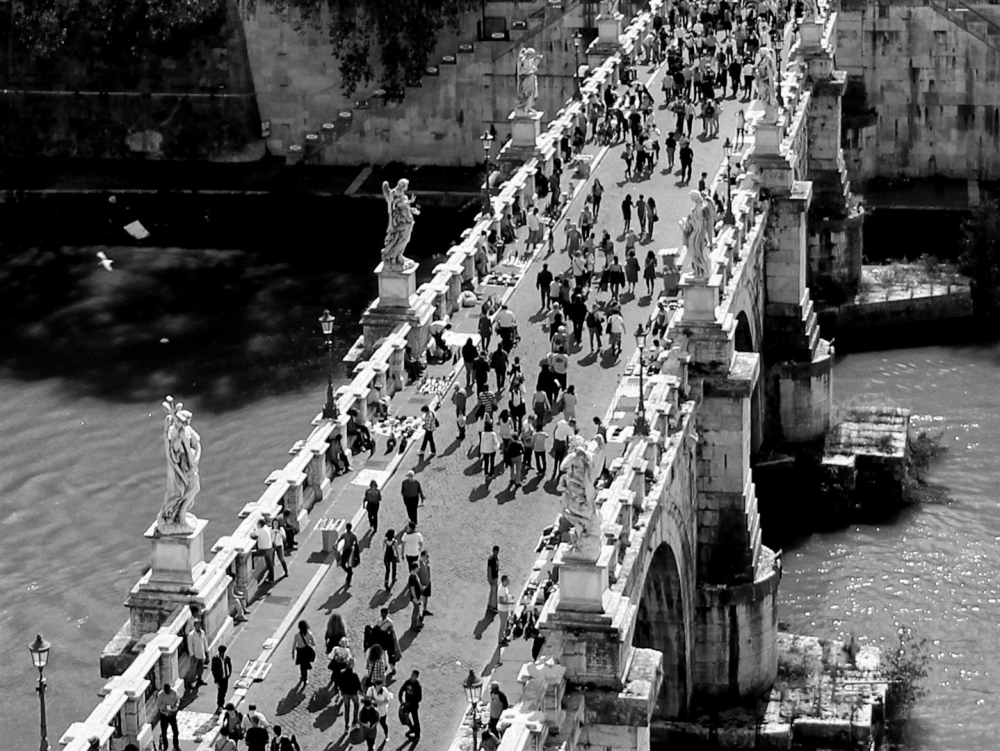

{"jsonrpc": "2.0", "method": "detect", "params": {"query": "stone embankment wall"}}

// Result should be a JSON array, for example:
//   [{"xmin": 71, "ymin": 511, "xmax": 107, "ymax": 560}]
[
  {"xmin": 240, "ymin": 0, "xmax": 589, "ymax": 165},
  {"xmin": 0, "ymin": 0, "xmax": 263, "ymax": 161},
  {"xmin": 837, "ymin": 0, "xmax": 1000, "ymax": 182}
]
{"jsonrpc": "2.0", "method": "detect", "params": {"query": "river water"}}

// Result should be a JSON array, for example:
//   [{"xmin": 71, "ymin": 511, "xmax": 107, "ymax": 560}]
[{"xmin": 1, "ymin": 228, "xmax": 997, "ymax": 747}]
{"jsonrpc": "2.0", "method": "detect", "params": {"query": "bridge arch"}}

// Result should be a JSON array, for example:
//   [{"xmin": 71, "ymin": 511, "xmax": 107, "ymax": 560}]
[{"xmin": 632, "ymin": 497, "xmax": 696, "ymax": 719}]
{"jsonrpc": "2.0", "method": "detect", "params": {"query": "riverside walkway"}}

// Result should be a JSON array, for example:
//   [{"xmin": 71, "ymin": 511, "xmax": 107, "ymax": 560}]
[{"xmin": 176, "ymin": 56, "xmax": 746, "ymax": 751}]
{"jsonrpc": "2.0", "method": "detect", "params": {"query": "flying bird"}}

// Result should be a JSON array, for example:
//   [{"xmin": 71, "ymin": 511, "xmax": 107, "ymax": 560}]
[{"xmin": 96, "ymin": 251, "xmax": 114, "ymax": 272}]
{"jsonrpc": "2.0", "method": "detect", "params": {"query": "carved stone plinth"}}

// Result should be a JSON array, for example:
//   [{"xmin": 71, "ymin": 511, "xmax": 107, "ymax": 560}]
[
  {"xmin": 800, "ymin": 20, "xmax": 824, "ymax": 49},
  {"xmin": 597, "ymin": 13, "xmax": 623, "ymax": 44},
  {"xmin": 376, "ymin": 261, "xmax": 417, "ymax": 308},
  {"xmin": 679, "ymin": 273, "xmax": 722, "ymax": 322},
  {"xmin": 145, "ymin": 516, "xmax": 208, "ymax": 586},
  {"xmin": 754, "ymin": 122, "xmax": 785, "ymax": 155},
  {"xmin": 553, "ymin": 544, "xmax": 613, "ymax": 613},
  {"xmin": 509, "ymin": 110, "xmax": 544, "ymax": 149}
]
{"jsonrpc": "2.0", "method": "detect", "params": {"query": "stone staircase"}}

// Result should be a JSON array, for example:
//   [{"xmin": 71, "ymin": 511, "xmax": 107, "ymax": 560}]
[{"xmin": 928, "ymin": 0, "xmax": 1000, "ymax": 53}]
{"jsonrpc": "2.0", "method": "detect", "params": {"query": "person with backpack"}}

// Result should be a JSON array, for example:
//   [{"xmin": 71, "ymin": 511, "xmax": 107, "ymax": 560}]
[
  {"xmin": 270, "ymin": 725, "xmax": 300, "ymax": 751},
  {"xmin": 211, "ymin": 645, "xmax": 233, "ymax": 713},
  {"xmin": 220, "ymin": 704, "xmax": 245, "ymax": 747},
  {"xmin": 337, "ymin": 523, "xmax": 361, "ymax": 587}
]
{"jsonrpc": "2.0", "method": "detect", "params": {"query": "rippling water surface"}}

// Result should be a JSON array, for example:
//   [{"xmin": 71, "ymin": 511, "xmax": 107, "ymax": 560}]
[{"xmin": 779, "ymin": 344, "xmax": 1000, "ymax": 749}]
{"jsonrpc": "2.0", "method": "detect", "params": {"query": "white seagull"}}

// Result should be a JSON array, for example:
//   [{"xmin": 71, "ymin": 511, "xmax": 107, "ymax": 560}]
[{"xmin": 96, "ymin": 251, "xmax": 114, "ymax": 272}]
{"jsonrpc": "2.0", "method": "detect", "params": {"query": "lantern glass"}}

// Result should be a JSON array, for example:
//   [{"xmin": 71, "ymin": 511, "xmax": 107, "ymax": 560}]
[
  {"xmin": 462, "ymin": 669, "xmax": 484, "ymax": 705},
  {"xmin": 319, "ymin": 310, "xmax": 335, "ymax": 336},
  {"xmin": 29, "ymin": 634, "xmax": 51, "ymax": 670}
]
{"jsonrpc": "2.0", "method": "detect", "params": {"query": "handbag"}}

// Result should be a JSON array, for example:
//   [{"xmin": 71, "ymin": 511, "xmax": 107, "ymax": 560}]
[{"xmin": 398, "ymin": 704, "xmax": 410, "ymax": 726}]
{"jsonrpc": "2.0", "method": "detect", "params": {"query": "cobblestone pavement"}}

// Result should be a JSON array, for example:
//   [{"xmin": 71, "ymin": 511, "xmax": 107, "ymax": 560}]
[{"xmin": 209, "ymin": 58, "xmax": 745, "ymax": 751}]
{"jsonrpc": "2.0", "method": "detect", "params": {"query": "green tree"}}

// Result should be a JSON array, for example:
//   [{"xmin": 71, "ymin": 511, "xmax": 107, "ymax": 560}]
[{"xmin": 959, "ymin": 198, "xmax": 1000, "ymax": 323}]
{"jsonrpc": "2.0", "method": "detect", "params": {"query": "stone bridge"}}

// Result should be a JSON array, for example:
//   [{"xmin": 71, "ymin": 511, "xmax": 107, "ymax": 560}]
[{"xmin": 456, "ymin": 6, "xmax": 867, "ymax": 751}]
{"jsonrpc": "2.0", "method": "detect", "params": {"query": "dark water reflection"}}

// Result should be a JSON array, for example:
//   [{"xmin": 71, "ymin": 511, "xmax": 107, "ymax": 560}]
[{"xmin": 0, "ymin": 197, "xmax": 475, "ymax": 410}]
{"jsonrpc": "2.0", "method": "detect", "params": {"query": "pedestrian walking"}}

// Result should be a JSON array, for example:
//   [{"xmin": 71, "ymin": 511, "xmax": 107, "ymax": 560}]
[
  {"xmin": 462, "ymin": 338, "xmax": 477, "ymax": 389},
  {"xmin": 221, "ymin": 703, "xmax": 245, "ymax": 745},
  {"xmin": 644, "ymin": 250, "xmax": 658, "ymax": 296},
  {"xmin": 590, "ymin": 178, "xmax": 604, "ymax": 217},
  {"xmin": 271, "ymin": 518, "xmax": 290, "ymax": 578},
  {"xmin": 401, "ymin": 470, "xmax": 424, "ymax": 527},
  {"xmin": 358, "ymin": 696, "xmax": 381, "ymax": 751},
  {"xmin": 607, "ymin": 308, "xmax": 625, "ymax": 356},
  {"xmin": 486, "ymin": 545, "xmax": 500, "ymax": 612},
  {"xmin": 537, "ymin": 263, "xmax": 553, "ymax": 310},
  {"xmin": 679, "ymin": 141, "xmax": 694, "ymax": 183},
  {"xmin": 621, "ymin": 194, "xmax": 633, "ymax": 233},
  {"xmin": 416, "ymin": 550, "xmax": 433, "ymax": 617},
  {"xmin": 157, "ymin": 682, "xmax": 181, "ymax": 751},
  {"xmin": 327, "ymin": 636, "xmax": 353, "ymax": 695},
  {"xmin": 562, "ymin": 385, "xmax": 578, "ymax": 421},
  {"xmin": 480, "ymin": 420, "xmax": 499, "ymax": 478},
  {"xmin": 646, "ymin": 196, "xmax": 658, "ymax": 240},
  {"xmin": 400, "ymin": 521, "xmax": 424, "ymax": 571},
  {"xmin": 245, "ymin": 716, "xmax": 269, "ymax": 751},
  {"xmin": 364, "ymin": 680, "xmax": 393, "ymax": 744},
  {"xmin": 532, "ymin": 425, "xmax": 549, "ymax": 473},
  {"xmin": 292, "ymin": 620, "xmax": 317, "ymax": 686},
  {"xmin": 586, "ymin": 304, "xmax": 604, "ymax": 351},
  {"xmin": 666, "ymin": 131, "xmax": 677, "ymax": 170},
  {"xmin": 636, "ymin": 193, "xmax": 647, "ymax": 236},
  {"xmin": 497, "ymin": 575, "xmax": 514, "ymax": 647},
  {"xmin": 625, "ymin": 251, "xmax": 640, "ymax": 296},
  {"xmin": 419, "ymin": 405, "xmax": 438, "ymax": 457},
  {"xmin": 552, "ymin": 418, "xmax": 573, "ymax": 479},
  {"xmin": 399, "ymin": 670, "xmax": 423, "ymax": 741},
  {"xmin": 325, "ymin": 612, "xmax": 347, "ymax": 654},
  {"xmin": 338, "ymin": 522, "xmax": 361, "ymax": 586},
  {"xmin": 271, "ymin": 725, "xmax": 301, "ymax": 751},
  {"xmin": 341, "ymin": 668, "xmax": 363, "ymax": 731},
  {"xmin": 531, "ymin": 387, "xmax": 551, "ymax": 428},
  {"xmin": 407, "ymin": 564, "xmax": 424, "ymax": 631},
  {"xmin": 374, "ymin": 608, "xmax": 402, "ymax": 678},
  {"xmin": 252, "ymin": 517, "xmax": 275, "ymax": 583},
  {"xmin": 506, "ymin": 431, "xmax": 524, "ymax": 487},
  {"xmin": 735, "ymin": 108, "xmax": 746, "ymax": 146},
  {"xmin": 211, "ymin": 645, "xmax": 232, "ymax": 712},
  {"xmin": 485, "ymin": 683, "xmax": 509, "ymax": 739},
  {"xmin": 622, "ymin": 141, "xmax": 634, "ymax": 179},
  {"xmin": 186, "ymin": 619, "xmax": 209, "ymax": 690},
  {"xmin": 490, "ymin": 346, "xmax": 509, "ymax": 391},
  {"xmin": 383, "ymin": 529, "xmax": 399, "ymax": 589},
  {"xmin": 526, "ymin": 207, "xmax": 542, "ymax": 252},
  {"xmin": 452, "ymin": 385, "xmax": 468, "ymax": 439}
]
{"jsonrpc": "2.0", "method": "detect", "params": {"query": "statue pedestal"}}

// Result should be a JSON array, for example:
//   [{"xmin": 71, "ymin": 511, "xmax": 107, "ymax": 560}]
[
  {"xmin": 596, "ymin": 13, "xmax": 623, "ymax": 44},
  {"xmin": 144, "ymin": 516, "xmax": 208, "ymax": 586},
  {"xmin": 376, "ymin": 261, "xmax": 417, "ymax": 308},
  {"xmin": 509, "ymin": 110, "xmax": 544, "ymax": 150},
  {"xmin": 680, "ymin": 273, "xmax": 722, "ymax": 322},
  {"xmin": 126, "ymin": 515, "xmax": 232, "ymax": 641},
  {"xmin": 755, "ymin": 121, "xmax": 785, "ymax": 155},
  {"xmin": 553, "ymin": 543, "xmax": 612, "ymax": 613},
  {"xmin": 800, "ymin": 20, "xmax": 824, "ymax": 49}
]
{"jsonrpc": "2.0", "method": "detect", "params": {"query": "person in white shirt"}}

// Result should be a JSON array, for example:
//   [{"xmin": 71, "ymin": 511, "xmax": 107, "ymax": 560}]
[
  {"xmin": 496, "ymin": 575, "xmax": 514, "ymax": 648},
  {"xmin": 247, "ymin": 703, "xmax": 269, "ymax": 728},
  {"xmin": 494, "ymin": 305, "xmax": 518, "ymax": 351},
  {"xmin": 551, "ymin": 418, "xmax": 574, "ymax": 480},
  {"xmin": 253, "ymin": 517, "xmax": 275, "ymax": 582},
  {"xmin": 400, "ymin": 523, "xmax": 424, "ymax": 571},
  {"xmin": 606, "ymin": 310, "xmax": 625, "ymax": 356},
  {"xmin": 186, "ymin": 619, "xmax": 209, "ymax": 689},
  {"xmin": 364, "ymin": 679, "xmax": 393, "ymax": 743}
]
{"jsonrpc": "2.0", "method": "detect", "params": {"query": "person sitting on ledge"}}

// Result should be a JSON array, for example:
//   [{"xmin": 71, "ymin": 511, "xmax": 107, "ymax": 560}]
[{"xmin": 346, "ymin": 409, "xmax": 375, "ymax": 455}]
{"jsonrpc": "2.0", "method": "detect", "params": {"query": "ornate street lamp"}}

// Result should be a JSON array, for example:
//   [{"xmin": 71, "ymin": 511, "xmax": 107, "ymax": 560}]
[
  {"xmin": 462, "ymin": 669, "xmax": 485, "ymax": 751},
  {"xmin": 771, "ymin": 25, "xmax": 785, "ymax": 109},
  {"xmin": 634, "ymin": 324, "xmax": 649, "ymax": 437},
  {"xmin": 723, "ymin": 138, "xmax": 736, "ymax": 226},
  {"xmin": 318, "ymin": 310, "xmax": 338, "ymax": 420},
  {"xmin": 28, "ymin": 634, "xmax": 51, "ymax": 751},
  {"xmin": 480, "ymin": 130, "xmax": 495, "ymax": 216},
  {"xmin": 572, "ymin": 31, "xmax": 583, "ymax": 99}
]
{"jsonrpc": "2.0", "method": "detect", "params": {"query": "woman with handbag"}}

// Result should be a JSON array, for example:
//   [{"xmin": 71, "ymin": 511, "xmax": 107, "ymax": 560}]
[
  {"xmin": 292, "ymin": 620, "xmax": 317, "ymax": 686},
  {"xmin": 643, "ymin": 249, "xmax": 658, "ymax": 296},
  {"xmin": 220, "ymin": 704, "xmax": 245, "ymax": 746}
]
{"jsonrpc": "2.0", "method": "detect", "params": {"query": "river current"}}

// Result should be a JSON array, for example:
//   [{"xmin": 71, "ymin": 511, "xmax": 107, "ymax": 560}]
[{"xmin": 1, "ymin": 239, "xmax": 997, "ymax": 747}]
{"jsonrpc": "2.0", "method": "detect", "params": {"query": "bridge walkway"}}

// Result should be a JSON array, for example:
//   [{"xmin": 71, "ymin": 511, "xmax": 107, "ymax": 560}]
[{"xmin": 176, "ymin": 57, "xmax": 745, "ymax": 751}]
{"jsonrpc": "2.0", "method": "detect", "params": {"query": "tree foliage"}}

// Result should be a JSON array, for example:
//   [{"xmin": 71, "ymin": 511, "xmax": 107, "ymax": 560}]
[
  {"xmin": 266, "ymin": 0, "xmax": 475, "ymax": 99},
  {"xmin": 11, "ymin": 0, "xmax": 226, "ymax": 58},
  {"xmin": 878, "ymin": 624, "xmax": 930, "ymax": 735},
  {"xmin": 959, "ymin": 198, "xmax": 1000, "ymax": 323}
]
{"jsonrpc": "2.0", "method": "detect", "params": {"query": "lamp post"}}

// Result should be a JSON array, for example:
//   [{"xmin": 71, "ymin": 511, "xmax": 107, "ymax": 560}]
[
  {"xmin": 723, "ymin": 137, "xmax": 735, "ymax": 226},
  {"xmin": 29, "ymin": 634, "xmax": 51, "ymax": 751},
  {"xmin": 634, "ymin": 324, "xmax": 649, "ymax": 437},
  {"xmin": 462, "ymin": 669, "xmax": 485, "ymax": 751},
  {"xmin": 572, "ymin": 31, "xmax": 583, "ymax": 99},
  {"xmin": 480, "ymin": 130, "xmax": 495, "ymax": 216},
  {"xmin": 318, "ymin": 309, "xmax": 338, "ymax": 420}
]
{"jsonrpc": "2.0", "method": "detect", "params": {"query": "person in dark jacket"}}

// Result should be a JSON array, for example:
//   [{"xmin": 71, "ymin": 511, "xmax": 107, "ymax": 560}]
[
  {"xmin": 399, "ymin": 670, "xmax": 423, "ymax": 740},
  {"xmin": 211, "ymin": 645, "xmax": 233, "ymax": 712},
  {"xmin": 359, "ymin": 697, "xmax": 381, "ymax": 751},
  {"xmin": 340, "ymin": 668, "xmax": 363, "ymax": 732}
]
